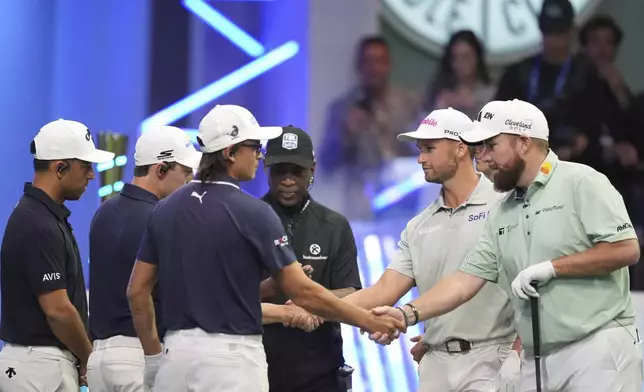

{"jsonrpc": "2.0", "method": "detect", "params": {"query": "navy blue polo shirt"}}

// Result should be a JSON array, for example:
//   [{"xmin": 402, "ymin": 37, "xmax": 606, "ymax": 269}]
[
  {"xmin": 136, "ymin": 177, "xmax": 296, "ymax": 335},
  {"xmin": 89, "ymin": 183, "xmax": 163, "ymax": 341},
  {"xmin": 0, "ymin": 183, "xmax": 88, "ymax": 348}
]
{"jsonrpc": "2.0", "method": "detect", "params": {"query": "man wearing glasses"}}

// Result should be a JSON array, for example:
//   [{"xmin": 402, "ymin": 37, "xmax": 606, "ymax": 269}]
[{"xmin": 0, "ymin": 119, "xmax": 114, "ymax": 391}]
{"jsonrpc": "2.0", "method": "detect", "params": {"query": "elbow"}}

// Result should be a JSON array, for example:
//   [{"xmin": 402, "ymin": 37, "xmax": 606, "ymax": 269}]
[
  {"xmin": 126, "ymin": 284, "xmax": 145, "ymax": 305},
  {"xmin": 42, "ymin": 301, "xmax": 75, "ymax": 322},
  {"xmin": 624, "ymin": 241, "xmax": 640, "ymax": 267}
]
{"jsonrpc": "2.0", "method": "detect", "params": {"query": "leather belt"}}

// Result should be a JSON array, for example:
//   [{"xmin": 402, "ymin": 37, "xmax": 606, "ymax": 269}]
[{"xmin": 427, "ymin": 334, "xmax": 516, "ymax": 354}]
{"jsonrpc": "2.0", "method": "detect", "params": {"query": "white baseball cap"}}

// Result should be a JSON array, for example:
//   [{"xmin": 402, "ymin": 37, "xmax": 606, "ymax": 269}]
[
  {"xmin": 135, "ymin": 126, "xmax": 203, "ymax": 169},
  {"xmin": 197, "ymin": 104, "xmax": 282, "ymax": 153},
  {"xmin": 460, "ymin": 99, "xmax": 549, "ymax": 144},
  {"xmin": 397, "ymin": 108, "xmax": 473, "ymax": 142},
  {"xmin": 32, "ymin": 119, "xmax": 115, "ymax": 163}
]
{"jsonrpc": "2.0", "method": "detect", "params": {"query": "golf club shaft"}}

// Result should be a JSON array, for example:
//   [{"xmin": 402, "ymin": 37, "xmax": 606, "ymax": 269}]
[{"xmin": 530, "ymin": 281, "xmax": 542, "ymax": 392}]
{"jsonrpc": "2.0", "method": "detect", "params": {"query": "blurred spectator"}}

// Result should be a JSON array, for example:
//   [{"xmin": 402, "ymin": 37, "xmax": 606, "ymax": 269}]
[
  {"xmin": 321, "ymin": 36, "xmax": 421, "ymax": 220},
  {"xmin": 424, "ymin": 30, "xmax": 496, "ymax": 120},
  {"xmin": 495, "ymin": 0, "xmax": 635, "ymax": 174}
]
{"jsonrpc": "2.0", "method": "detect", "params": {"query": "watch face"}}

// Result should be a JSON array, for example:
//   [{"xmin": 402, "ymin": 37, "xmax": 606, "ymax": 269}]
[{"xmin": 381, "ymin": 0, "xmax": 600, "ymax": 65}]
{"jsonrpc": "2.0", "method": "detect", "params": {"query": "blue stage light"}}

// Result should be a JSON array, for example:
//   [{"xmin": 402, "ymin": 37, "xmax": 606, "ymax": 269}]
[{"xmin": 372, "ymin": 171, "xmax": 426, "ymax": 211}]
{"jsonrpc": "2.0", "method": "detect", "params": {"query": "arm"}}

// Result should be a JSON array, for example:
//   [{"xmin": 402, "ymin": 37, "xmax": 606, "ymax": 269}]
[
  {"xmin": 401, "ymin": 271, "xmax": 486, "ymax": 324},
  {"xmin": 553, "ymin": 171, "xmax": 641, "ymax": 277},
  {"xmin": 344, "ymin": 226, "xmax": 416, "ymax": 309},
  {"xmin": 328, "ymin": 220, "xmax": 362, "ymax": 300},
  {"xmin": 25, "ymin": 227, "xmax": 92, "ymax": 364},
  {"xmin": 38, "ymin": 290, "xmax": 93, "ymax": 363},
  {"xmin": 260, "ymin": 278, "xmax": 278, "ymax": 300},
  {"xmin": 261, "ymin": 303, "xmax": 291, "ymax": 324},
  {"xmin": 127, "ymin": 261, "xmax": 162, "ymax": 356},
  {"xmin": 331, "ymin": 288, "xmax": 357, "ymax": 298}
]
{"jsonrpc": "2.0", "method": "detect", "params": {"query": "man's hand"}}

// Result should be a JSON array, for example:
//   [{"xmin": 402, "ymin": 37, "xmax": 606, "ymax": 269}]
[
  {"xmin": 144, "ymin": 352, "xmax": 163, "ymax": 388},
  {"xmin": 361, "ymin": 306, "xmax": 405, "ymax": 345},
  {"xmin": 79, "ymin": 362, "xmax": 87, "ymax": 386},
  {"xmin": 283, "ymin": 300, "xmax": 323, "ymax": 332},
  {"xmin": 409, "ymin": 335, "xmax": 428, "ymax": 363},
  {"xmin": 511, "ymin": 261, "xmax": 555, "ymax": 300},
  {"xmin": 497, "ymin": 350, "xmax": 521, "ymax": 391}
]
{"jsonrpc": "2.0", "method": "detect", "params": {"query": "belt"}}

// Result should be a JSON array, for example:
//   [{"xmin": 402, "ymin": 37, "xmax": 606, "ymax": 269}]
[
  {"xmin": 92, "ymin": 335, "xmax": 142, "ymax": 351},
  {"xmin": 427, "ymin": 334, "xmax": 516, "ymax": 354},
  {"xmin": 2, "ymin": 343, "xmax": 78, "ymax": 365}
]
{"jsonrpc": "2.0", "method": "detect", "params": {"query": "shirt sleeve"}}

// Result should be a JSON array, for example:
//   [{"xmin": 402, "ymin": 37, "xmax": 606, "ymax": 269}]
[
  {"xmin": 243, "ymin": 204, "xmax": 297, "ymax": 274},
  {"xmin": 575, "ymin": 170, "xmax": 637, "ymax": 243},
  {"xmin": 459, "ymin": 218, "xmax": 500, "ymax": 283},
  {"xmin": 329, "ymin": 219, "xmax": 362, "ymax": 290},
  {"xmin": 23, "ymin": 225, "xmax": 68, "ymax": 294},
  {"xmin": 136, "ymin": 212, "xmax": 158, "ymax": 265},
  {"xmin": 386, "ymin": 227, "xmax": 416, "ymax": 281}
]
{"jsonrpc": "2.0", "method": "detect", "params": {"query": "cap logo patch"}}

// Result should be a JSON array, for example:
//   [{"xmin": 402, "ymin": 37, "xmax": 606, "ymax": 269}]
[
  {"xmin": 444, "ymin": 129, "xmax": 459, "ymax": 137},
  {"xmin": 230, "ymin": 125, "xmax": 239, "ymax": 138},
  {"xmin": 421, "ymin": 118, "xmax": 438, "ymax": 127},
  {"xmin": 282, "ymin": 133, "xmax": 298, "ymax": 150},
  {"xmin": 85, "ymin": 129, "xmax": 91, "ymax": 141}
]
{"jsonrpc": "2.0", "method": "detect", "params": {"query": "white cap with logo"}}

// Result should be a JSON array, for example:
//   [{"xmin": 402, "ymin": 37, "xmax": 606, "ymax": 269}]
[
  {"xmin": 397, "ymin": 108, "xmax": 473, "ymax": 142},
  {"xmin": 135, "ymin": 125, "xmax": 203, "ymax": 169},
  {"xmin": 197, "ymin": 105, "xmax": 282, "ymax": 153},
  {"xmin": 460, "ymin": 99, "xmax": 549, "ymax": 144},
  {"xmin": 32, "ymin": 119, "xmax": 115, "ymax": 163}
]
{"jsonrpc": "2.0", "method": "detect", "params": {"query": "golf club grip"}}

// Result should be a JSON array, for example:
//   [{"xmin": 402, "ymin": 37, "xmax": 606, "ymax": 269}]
[{"xmin": 530, "ymin": 280, "xmax": 542, "ymax": 391}]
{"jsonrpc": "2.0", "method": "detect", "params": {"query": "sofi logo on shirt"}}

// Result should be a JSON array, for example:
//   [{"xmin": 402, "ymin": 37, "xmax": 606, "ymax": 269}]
[{"xmin": 468, "ymin": 211, "xmax": 489, "ymax": 222}]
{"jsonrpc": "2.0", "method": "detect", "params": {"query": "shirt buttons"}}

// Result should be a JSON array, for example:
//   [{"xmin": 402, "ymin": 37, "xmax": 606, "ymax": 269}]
[
  {"xmin": 525, "ymin": 215, "xmax": 529, "ymax": 219},
  {"xmin": 527, "ymin": 231, "xmax": 531, "ymax": 235}
]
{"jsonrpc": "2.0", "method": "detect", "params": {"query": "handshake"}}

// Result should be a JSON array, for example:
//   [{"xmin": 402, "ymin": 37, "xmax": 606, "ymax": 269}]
[{"xmin": 361, "ymin": 306, "xmax": 408, "ymax": 345}]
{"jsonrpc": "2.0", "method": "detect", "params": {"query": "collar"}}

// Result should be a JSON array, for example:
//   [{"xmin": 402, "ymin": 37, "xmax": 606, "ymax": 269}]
[
  {"xmin": 23, "ymin": 183, "xmax": 71, "ymax": 221},
  {"xmin": 190, "ymin": 175, "xmax": 240, "ymax": 189},
  {"xmin": 262, "ymin": 193, "xmax": 313, "ymax": 218},
  {"xmin": 429, "ymin": 174, "xmax": 492, "ymax": 215},
  {"xmin": 513, "ymin": 150, "xmax": 559, "ymax": 200},
  {"xmin": 120, "ymin": 183, "xmax": 159, "ymax": 205}
]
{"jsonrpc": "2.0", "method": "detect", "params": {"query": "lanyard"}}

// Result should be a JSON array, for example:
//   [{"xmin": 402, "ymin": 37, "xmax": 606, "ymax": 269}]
[
  {"xmin": 527, "ymin": 56, "xmax": 572, "ymax": 103},
  {"xmin": 286, "ymin": 199, "xmax": 311, "ymax": 237}
]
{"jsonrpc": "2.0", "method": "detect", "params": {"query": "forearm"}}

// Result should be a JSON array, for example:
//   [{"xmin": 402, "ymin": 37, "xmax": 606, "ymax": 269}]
[
  {"xmin": 46, "ymin": 309, "xmax": 92, "ymax": 363},
  {"xmin": 261, "ymin": 303, "xmax": 290, "ymax": 324},
  {"xmin": 343, "ymin": 285, "xmax": 398, "ymax": 309},
  {"xmin": 331, "ymin": 287, "xmax": 357, "ymax": 298},
  {"xmin": 129, "ymin": 294, "xmax": 162, "ymax": 355},
  {"xmin": 291, "ymin": 282, "xmax": 369, "ymax": 327},
  {"xmin": 260, "ymin": 278, "xmax": 278, "ymax": 300},
  {"xmin": 406, "ymin": 271, "xmax": 485, "ymax": 323},
  {"xmin": 552, "ymin": 240, "xmax": 640, "ymax": 277}
]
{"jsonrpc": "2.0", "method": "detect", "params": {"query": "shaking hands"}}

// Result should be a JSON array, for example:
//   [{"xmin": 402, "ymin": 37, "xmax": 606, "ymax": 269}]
[
  {"xmin": 361, "ymin": 306, "xmax": 407, "ymax": 345},
  {"xmin": 283, "ymin": 300, "xmax": 324, "ymax": 333}
]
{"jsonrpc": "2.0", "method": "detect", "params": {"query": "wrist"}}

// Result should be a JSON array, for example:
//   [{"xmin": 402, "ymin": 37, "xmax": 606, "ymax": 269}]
[
  {"xmin": 403, "ymin": 303, "xmax": 419, "ymax": 326},
  {"xmin": 545, "ymin": 259, "xmax": 557, "ymax": 277}
]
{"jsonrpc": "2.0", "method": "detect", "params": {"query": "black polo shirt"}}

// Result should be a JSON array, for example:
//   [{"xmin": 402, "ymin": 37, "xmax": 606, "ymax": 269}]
[
  {"xmin": 0, "ymin": 183, "xmax": 88, "ymax": 348},
  {"xmin": 89, "ymin": 183, "xmax": 163, "ymax": 341},
  {"xmin": 136, "ymin": 177, "xmax": 296, "ymax": 335},
  {"xmin": 261, "ymin": 194, "xmax": 362, "ymax": 390}
]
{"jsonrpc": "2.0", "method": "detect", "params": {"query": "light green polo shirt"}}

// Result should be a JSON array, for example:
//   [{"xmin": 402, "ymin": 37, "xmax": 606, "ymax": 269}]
[
  {"xmin": 460, "ymin": 150, "xmax": 637, "ymax": 354},
  {"xmin": 388, "ymin": 175, "xmax": 515, "ymax": 346}
]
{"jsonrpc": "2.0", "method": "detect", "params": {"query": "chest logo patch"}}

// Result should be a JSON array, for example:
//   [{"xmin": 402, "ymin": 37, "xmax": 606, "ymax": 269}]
[{"xmin": 309, "ymin": 244, "xmax": 321, "ymax": 255}]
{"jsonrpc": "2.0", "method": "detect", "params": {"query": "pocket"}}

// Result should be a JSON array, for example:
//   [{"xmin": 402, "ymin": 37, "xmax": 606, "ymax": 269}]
[
  {"xmin": 605, "ymin": 327, "xmax": 640, "ymax": 372},
  {"xmin": 0, "ymin": 355, "xmax": 63, "ymax": 392}
]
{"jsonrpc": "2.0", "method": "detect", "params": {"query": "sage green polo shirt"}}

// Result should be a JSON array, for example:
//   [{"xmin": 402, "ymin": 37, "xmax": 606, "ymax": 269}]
[
  {"xmin": 460, "ymin": 150, "xmax": 637, "ymax": 354},
  {"xmin": 388, "ymin": 175, "xmax": 515, "ymax": 346}
]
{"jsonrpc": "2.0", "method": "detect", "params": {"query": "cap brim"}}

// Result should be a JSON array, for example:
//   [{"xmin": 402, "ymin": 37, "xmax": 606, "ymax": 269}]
[
  {"xmin": 246, "ymin": 126, "xmax": 283, "ymax": 141},
  {"xmin": 459, "ymin": 128, "xmax": 501, "ymax": 145},
  {"xmin": 176, "ymin": 151, "xmax": 203, "ymax": 170},
  {"xmin": 397, "ymin": 131, "xmax": 450, "ymax": 142},
  {"xmin": 264, "ymin": 155, "xmax": 314, "ymax": 169},
  {"xmin": 78, "ymin": 149, "xmax": 116, "ymax": 164}
]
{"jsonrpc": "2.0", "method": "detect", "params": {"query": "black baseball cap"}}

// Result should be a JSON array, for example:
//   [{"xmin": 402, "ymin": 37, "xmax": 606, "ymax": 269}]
[
  {"xmin": 264, "ymin": 126, "xmax": 315, "ymax": 169},
  {"xmin": 539, "ymin": 0, "xmax": 575, "ymax": 34}
]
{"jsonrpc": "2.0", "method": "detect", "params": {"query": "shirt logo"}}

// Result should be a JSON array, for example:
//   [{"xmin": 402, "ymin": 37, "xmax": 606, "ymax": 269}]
[
  {"xmin": 468, "ymin": 211, "xmax": 489, "ymax": 222},
  {"xmin": 498, "ymin": 223, "xmax": 518, "ymax": 236},
  {"xmin": 274, "ymin": 235, "xmax": 289, "ymax": 247},
  {"xmin": 540, "ymin": 162, "xmax": 553, "ymax": 175},
  {"xmin": 191, "ymin": 191, "xmax": 207, "ymax": 204},
  {"xmin": 309, "ymin": 244, "xmax": 321, "ymax": 255},
  {"xmin": 617, "ymin": 223, "xmax": 633, "ymax": 232},
  {"xmin": 42, "ymin": 272, "xmax": 61, "ymax": 281},
  {"xmin": 282, "ymin": 133, "xmax": 298, "ymax": 150}
]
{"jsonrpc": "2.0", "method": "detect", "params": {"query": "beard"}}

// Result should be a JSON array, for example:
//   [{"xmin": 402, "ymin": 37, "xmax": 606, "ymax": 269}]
[
  {"xmin": 493, "ymin": 156, "xmax": 525, "ymax": 192},
  {"xmin": 425, "ymin": 155, "xmax": 458, "ymax": 185}
]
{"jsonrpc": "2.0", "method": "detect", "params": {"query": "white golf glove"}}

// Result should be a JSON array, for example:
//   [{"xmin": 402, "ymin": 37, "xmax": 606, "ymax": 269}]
[
  {"xmin": 144, "ymin": 352, "xmax": 163, "ymax": 388},
  {"xmin": 497, "ymin": 350, "xmax": 521, "ymax": 392},
  {"xmin": 511, "ymin": 261, "xmax": 555, "ymax": 300}
]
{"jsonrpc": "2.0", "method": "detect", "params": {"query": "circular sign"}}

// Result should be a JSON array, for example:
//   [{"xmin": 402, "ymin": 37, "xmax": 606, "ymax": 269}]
[{"xmin": 381, "ymin": 0, "xmax": 601, "ymax": 65}]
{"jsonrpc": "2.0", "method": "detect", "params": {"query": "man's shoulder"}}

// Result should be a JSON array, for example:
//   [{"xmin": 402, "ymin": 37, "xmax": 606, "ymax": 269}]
[{"xmin": 309, "ymin": 199, "xmax": 351, "ymax": 230}]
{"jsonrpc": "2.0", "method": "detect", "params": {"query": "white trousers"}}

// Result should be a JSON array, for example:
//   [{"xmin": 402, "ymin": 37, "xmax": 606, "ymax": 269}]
[
  {"xmin": 418, "ymin": 341, "xmax": 512, "ymax": 392},
  {"xmin": 519, "ymin": 324, "xmax": 643, "ymax": 392},
  {"xmin": 153, "ymin": 328, "xmax": 268, "ymax": 392},
  {"xmin": 0, "ymin": 343, "xmax": 79, "ymax": 392},
  {"xmin": 87, "ymin": 335, "xmax": 147, "ymax": 392}
]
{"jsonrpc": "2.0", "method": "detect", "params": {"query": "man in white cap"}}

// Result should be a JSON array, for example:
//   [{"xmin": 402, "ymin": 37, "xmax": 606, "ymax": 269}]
[
  {"xmin": 86, "ymin": 125, "xmax": 202, "ymax": 391},
  {"xmin": 371, "ymin": 99, "xmax": 642, "ymax": 391},
  {"xmin": 0, "ymin": 119, "xmax": 114, "ymax": 391},
  {"xmin": 126, "ymin": 104, "xmax": 405, "ymax": 392},
  {"xmin": 343, "ymin": 108, "xmax": 518, "ymax": 391}
]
